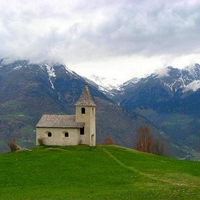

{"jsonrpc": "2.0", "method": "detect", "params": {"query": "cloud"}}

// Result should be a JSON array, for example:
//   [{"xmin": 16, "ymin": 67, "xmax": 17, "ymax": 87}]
[
  {"xmin": 95, "ymin": 0, "xmax": 200, "ymax": 57},
  {"xmin": 0, "ymin": 0, "xmax": 200, "ymax": 80},
  {"xmin": 155, "ymin": 67, "xmax": 170, "ymax": 78}
]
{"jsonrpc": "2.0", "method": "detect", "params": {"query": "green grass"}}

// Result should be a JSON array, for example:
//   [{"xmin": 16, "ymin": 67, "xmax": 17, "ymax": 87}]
[{"xmin": 0, "ymin": 145, "xmax": 200, "ymax": 200}]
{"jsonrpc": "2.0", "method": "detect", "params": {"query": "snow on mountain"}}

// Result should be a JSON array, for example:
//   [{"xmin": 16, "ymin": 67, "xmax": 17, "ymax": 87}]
[
  {"xmin": 38, "ymin": 62, "xmax": 81, "ymax": 89},
  {"xmin": 63, "ymin": 64, "xmax": 75, "ymax": 75},
  {"xmin": 89, "ymin": 63, "xmax": 200, "ymax": 95},
  {"xmin": 88, "ymin": 75, "xmax": 124, "ymax": 90},
  {"xmin": 184, "ymin": 80, "xmax": 200, "ymax": 92},
  {"xmin": 44, "ymin": 64, "xmax": 55, "ymax": 89},
  {"xmin": 122, "ymin": 77, "xmax": 140, "ymax": 87},
  {"xmin": 14, "ymin": 65, "xmax": 23, "ymax": 70},
  {"xmin": 151, "ymin": 64, "xmax": 200, "ymax": 93},
  {"xmin": 45, "ymin": 64, "xmax": 56, "ymax": 77}
]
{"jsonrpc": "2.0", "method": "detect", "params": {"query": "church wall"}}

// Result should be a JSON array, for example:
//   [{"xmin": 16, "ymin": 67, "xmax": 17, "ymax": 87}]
[{"xmin": 36, "ymin": 127, "xmax": 80, "ymax": 146}]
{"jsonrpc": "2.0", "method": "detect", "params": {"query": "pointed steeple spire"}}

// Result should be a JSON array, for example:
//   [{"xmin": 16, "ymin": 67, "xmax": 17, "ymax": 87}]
[{"xmin": 75, "ymin": 81, "xmax": 96, "ymax": 107}]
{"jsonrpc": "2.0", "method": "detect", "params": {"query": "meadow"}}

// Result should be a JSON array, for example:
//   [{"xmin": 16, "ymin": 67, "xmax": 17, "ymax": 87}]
[{"xmin": 0, "ymin": 145, "xmax": 199, "ymax": 200}]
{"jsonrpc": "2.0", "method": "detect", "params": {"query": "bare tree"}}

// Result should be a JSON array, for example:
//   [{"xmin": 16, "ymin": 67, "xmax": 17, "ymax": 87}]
[
  {"xmin": 135, "ymin": 126, "xmax": 153, "ymax": 153},
  {"xmin": 135, "ymin": 126, "xmax": 169, "ymax": 156},
  {"xmin": 151, "ymin": 138, "xmax": 168, "ymax": 156}
]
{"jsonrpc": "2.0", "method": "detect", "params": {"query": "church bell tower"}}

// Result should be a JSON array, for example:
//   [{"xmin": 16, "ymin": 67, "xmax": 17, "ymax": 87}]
[{"xmin": 75, "ymin": 82, "xmax": 96, "ymax": 146}]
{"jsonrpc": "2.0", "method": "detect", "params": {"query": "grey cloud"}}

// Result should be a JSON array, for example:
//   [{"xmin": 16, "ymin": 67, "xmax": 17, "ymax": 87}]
[
  {"xmin": 90, "ymin": 1, "xmax": 200, "ymax": 56},
  {"xmin": 1, "ymin": 0, "xmax": 200, "ymax": 64}
]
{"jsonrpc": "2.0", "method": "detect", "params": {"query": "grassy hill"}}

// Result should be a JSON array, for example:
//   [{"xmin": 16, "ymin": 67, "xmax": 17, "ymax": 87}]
[{"xmin": 0, "ymin": 145, "xmax": 200, "ymax": 200}]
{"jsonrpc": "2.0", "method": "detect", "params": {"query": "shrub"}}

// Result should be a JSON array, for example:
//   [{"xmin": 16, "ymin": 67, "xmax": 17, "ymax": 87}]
[
  {"xmin": 103, "ymin": 137, "xmax": 114, "ymax": 145},
  {"xmin": 38, "ymin": 137, "xmax": 45, "ymax": 146},
  {"xmin": 78, "ymin": 139, "xmax": 82, "ymax": 145},
  {"xmin": 7, "ymin": 139, "xmax": 19, "ymax": 152}
]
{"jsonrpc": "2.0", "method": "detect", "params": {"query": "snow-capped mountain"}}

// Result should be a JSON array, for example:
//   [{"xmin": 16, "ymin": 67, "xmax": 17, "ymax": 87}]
[
  {"xmin": 88, "ymin": 75, "xmax": 124, "ymax": 90},
  {"xmin": 153, "ymin": 64, "xmax": 200, "ymax": 93},
  {"xmin": 87, "ymin": 75, "xmax": 126, "ymax": 97},
  {"xmin": 114, "ymin": 63, "xmax": 200, "ymax": 112},
  {"xmin": 1, "ymin": 59, "xmax": 200, "ymax": 159},
  {"xmin": 112, "ymin": 64, "xmax": 200, "ymax": 160},
  {"xmin": 0, "ymin": 59, "xmax": 162, "ymax": 156},
  {"xmin": 89, "ymin": 64, "xmax": 200, "ymax": 98},
  {"xmin": 118, "ymin": 64, "xmax": 200, "ymax": 94}
]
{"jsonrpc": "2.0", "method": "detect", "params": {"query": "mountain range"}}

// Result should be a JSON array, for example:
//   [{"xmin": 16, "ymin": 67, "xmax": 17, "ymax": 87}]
[
  {"xmin": 112, "ymin": 64, "xmax": 200, "ymax": 160},
  {"xmin": 0, "ymin": 59, "xmax": 162, "ymax": 156},
  {"xmin": 0, "ymin": 59, "xmax": 200, "ymax": 160}
]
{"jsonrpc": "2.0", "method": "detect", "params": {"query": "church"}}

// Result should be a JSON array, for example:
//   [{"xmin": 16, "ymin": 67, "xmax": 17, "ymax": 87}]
[{"xmin": 36, "ymin": 82, "xmax": 96, "ymax": 146}]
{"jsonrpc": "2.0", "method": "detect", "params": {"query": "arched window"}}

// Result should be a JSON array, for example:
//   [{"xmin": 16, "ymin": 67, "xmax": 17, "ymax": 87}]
[
  {"xmin": 64, "ymin": 132, "xmax": 69, "ymax": 137},
  {"xmin": 47, "ymin": 132, "xmax": 52, "ymax": 137},
  {"xmin": 81, "ymin": 107, "xmax": 85, "ymax": 114}
]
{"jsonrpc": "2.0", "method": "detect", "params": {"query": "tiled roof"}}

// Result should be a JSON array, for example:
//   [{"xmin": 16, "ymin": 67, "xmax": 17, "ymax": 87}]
[
  {"xmin": 75, "ymin": 83, "xmax": 96, "ymax": 106},
  {"xmin": 36, "ymin": 114, "xmax": 84, "ymax": 128}
]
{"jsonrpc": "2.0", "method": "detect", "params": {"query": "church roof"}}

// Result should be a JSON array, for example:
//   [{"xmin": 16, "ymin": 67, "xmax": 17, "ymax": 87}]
[
  {"xmin": 75, "ymin": 82, "xmax": 96, "ymax": 107},
  {"xmin": 36, "ymin": 114, "xmax": 84, "ymax": 128}
]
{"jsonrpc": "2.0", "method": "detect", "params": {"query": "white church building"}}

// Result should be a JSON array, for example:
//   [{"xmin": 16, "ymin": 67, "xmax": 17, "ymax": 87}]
[{"xmin": 36, "ymin": 82, "xmax": 96, "ymax": 146}]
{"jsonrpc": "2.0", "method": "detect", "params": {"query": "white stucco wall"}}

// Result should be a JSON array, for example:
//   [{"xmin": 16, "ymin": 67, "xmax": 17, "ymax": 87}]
[
  {"xmin": 36, "ymin": 127, "xmax": 81, "ymax": 146},
  {"xmin": 76, "ymin": 106, "xmax": 96, "ymax": 146}
]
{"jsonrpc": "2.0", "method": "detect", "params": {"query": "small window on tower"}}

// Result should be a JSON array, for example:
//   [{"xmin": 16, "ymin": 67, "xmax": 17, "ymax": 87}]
[
  {"xmin": 80, "ymin": 127, "xmax": 84, "ymax": 135},
  {"xmin": 81, "ymin": 107, "xmax": 85, "ymax": 114}
]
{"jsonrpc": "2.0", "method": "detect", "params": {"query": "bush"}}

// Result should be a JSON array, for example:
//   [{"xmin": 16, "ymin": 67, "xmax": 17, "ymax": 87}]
[
  {"xmin": 7, "ymin": 139, "xmax": 19, "ymax": 152},
  {"xmin": 38, "ymin": 137, "xmax": 45, "ymax": 146},
  {"xmin": 78, "ymin": 139, "xmax": 82, "ymax": 145},
  {"xmin": 103, "ymin": 137, "xmax": 114, "ymax": 145}
]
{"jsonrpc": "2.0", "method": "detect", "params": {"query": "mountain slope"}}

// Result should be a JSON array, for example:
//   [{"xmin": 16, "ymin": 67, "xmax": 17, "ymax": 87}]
[
  {"xmin": 116, "ymin": 64, "xmax": 200, "ymax": 113},
  {"xmin": 0, "ymin": 60, "xmax": 162, "ymax": 154},
  {"xmin": 113, "ymin": 64, "xmax": 200, "ymax": 160},
  {"xmin": 0, "ymin": 145, "xmax": 200, "ymax": 200}
]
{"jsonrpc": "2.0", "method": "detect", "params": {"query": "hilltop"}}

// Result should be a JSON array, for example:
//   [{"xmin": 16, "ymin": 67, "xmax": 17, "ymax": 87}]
[
  {"xmin": 0, "ymin": 59, "xmax": 200, "ymax": 159},
  {"xmin": 0, "ymin": 60, "xmax": 163, "ymax": 155},
  {"xmin": 0, "ymin": 145, "xmax": 200, "ymax": 200}
]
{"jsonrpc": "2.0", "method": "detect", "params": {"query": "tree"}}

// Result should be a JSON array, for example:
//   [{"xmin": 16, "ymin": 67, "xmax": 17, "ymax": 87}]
[
  {"xmin": 135, "ymin": 126, "xmax": 169, "ymax": 156},
  {"xmin": 103, "ymin": 137, "xmax": 114, "ymax": 145},
  {"xmin": 135, "ymin": 126, "xmax": 153, "ymax": 153},
  {"xmin": 151, "ymin": 138, "xmax": 168, "ymax": 156}
]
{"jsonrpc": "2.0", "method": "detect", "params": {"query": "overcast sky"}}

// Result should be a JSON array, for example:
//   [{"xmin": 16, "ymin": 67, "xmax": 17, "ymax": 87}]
[{"xmin": 1, "ymin": 0, "xmax": 200, "ymax": 82}]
